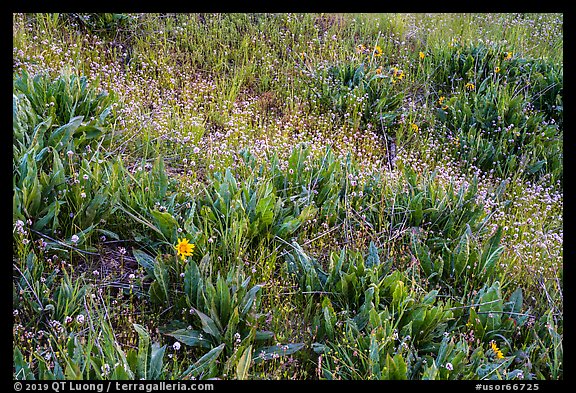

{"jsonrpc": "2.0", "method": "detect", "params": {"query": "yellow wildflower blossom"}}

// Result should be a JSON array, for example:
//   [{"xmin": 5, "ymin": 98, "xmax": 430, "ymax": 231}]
[
  {"xmin": 175, "ymin": 238, "xmax": 195, "ymax": 261},
  {"xmin": 490, "ymin": 341, "xmax": 505, "ymax": 360}
]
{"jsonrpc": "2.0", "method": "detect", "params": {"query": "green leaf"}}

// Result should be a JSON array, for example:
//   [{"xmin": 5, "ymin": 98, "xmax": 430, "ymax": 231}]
[
  {"xmin": 507, "ymin": 287, "xmax": 523, "ymax": 314},
  {"xmin": 150, "ymin": 209, "xmax": 179, "ymax": 242},
  {"xmin": 478, "ymin": 282, "xmax": 503, "ymax": 332},
  {"xmin": 164, "ymin": 329, "xmax": 212, "ymax": 349},
  {"xmin": 152, "ymin": 156, "xmax": 168, "ymax": 198},
  {"xmin": 184, "ymin": 260, "xmax": 202, "ymax": 304},
  {"xmin": 236, "ymin": 345, "xmax": 252, "ymax": 380},
  {"xmin": 13, "ymin": 347, "xmax": 35, "ymax": 380},
  {"xmin": 149, "ymin": 343, "xmax": 166, "ymax": 380},
  {"xmin": 179, "ymin": 343, "xmax": 225, "ymax": 380},
  {"xmin": 215, "ymin": 274, "xmax": 232, "ymax": 326},
  {"xmin": 253, "ymin": 343, "xmax": 305, "ymax": 363},
  {"xmin": 239, "ymin": 284, "xmax": 262, "ymax": 317},
  {"xmin": 47, "ymin": 116, "xmax": 83, "ymax": 148},
  {"xmin": 193, "ymin": 308, "xmax": 222, "ymax": 341},
  {"xmin": 132, "ymin": 249, "xmax": 156, "ymax": 276},
  {"xmin": 369, "ymin": 334, "xmax": 381, "ymax": 379},
  {"xmin": 479, "ymin": 226, "xmax": 503, "ymax": 278},
  {"xmin": 133, "ymin": 324, "xmax": 150, "ymax": 379},
  {"xmin": 365, "ymin": 241, "xmax": 380, "ymax": 268},
  {"xmin": 153, "ymin": 259, "xmax": 170, "ymax": 304}
]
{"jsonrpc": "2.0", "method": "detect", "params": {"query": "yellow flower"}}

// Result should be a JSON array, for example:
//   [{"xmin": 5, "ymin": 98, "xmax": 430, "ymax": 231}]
[
  {"xmin": 356, "ymin": 44, "xmax": 366, "ymax": 54},
  {"xmin": 419, "ymin": 51, "xmax": 425, "ymax": 60},
  {"xmin": 175, "ymin": 238, "xmax": 195, "ymax": 261},
  {"xmin": 490, "ymin": 341, "xmax": 505, "ymax": 360},
  {"xmin": 376, "ymin": 66, "xmax": 382, "ymax": 74},
  {"xmin": 392, "ymin": 67, "xmax": 405, "ymax": 81},
  {"xmin": 300, "ymin": 52, "xmax": 306, "ymax": 60},
  {"xmin": 374, "ymin": 45, "xmax": 383, "ymax": 57},
  {"xmin": 411, "ymin": 123, "xmax": 419, "ymax": 132},
  {"xmin": 494, "ymin": 66, "xmax": 500, "ymax": 73},
  {"xmin": 438, "ymin": 96, "xmax": 446, "ymax": 105},
  {"xmin": 504, "ymin": 51, "xmax": 513, "ymax": 60},
  {"xmin": 465, "ymin": 82, "xmax": 475, "ymax": 91}
]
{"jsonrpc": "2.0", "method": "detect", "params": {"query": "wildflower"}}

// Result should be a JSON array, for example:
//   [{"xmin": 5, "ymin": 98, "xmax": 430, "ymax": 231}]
[
  {"xmin": 411, "ymin": 123, "xmax": 419, "ymax": 132},
  {"xmin": 490, "ymin": 340, "xmax": 504, "ymax": 359},
  {"xmin": 80, "ymin": 192, "xmax": 86, "ymax": 199},
  {"xmin": 438, "ymin": 96, "xmax": 446, "ymax": 105},
  {"xmin": 445, "ymin": 362, "xmax": 454, "ymax": 371},
  {"xmin": 71, "ymin": 235, "xmax": 79, "ymax": 243},
  {"xmin": 173, "ymin": 341, "xmax": 181, "ymax": 351},
  {"xmin": 175, "ymin": 238, "xmax": 195, "ymax": 261},
  {"xmin": 392, "ymin": 67, "xmax": 405, "ymax": 83},
  {"xmin": 300, "ymin": 52, "xmax": 306, "ymax": 60},
  {"xmin": 374, "ymin": 45, "xmax": 383, "ymax": 57},
  {"xmin": 419, "ymin": 51, "xmax": 425, "ymax": 60},
  {"xmin": 67, "ymin": 150, "xmax": 74, "ymax": 157},
  {"xmin": 504, "ymin": 51, "xmax": 513, "ymax": 60},
  {"xmin": 376, "ymin": 66, "xmax": 382, "ymax": 74},
  {"xmin": 76, "ymin": 314, "xmax": 85, "ymax": 324},
  {"xmin": 356, "ymin": 44, "xmax": 366, "ymax": 54},
  {"xmin": 494, "ymin": 66, "xmax": 500, "ymax": 73},
  {"xmin": 465, "ymin": 82, "xmax": 475, "ymax": 91}
]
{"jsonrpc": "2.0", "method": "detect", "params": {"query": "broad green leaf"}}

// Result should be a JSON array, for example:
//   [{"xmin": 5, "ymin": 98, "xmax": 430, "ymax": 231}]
[
  {"xmin": 236, "ymin": 345, "xmax": 252, "ymax": 380},
  {"xmin": 179, "ymin": 343, "xmax": 225, "ymax": 380},
  {"xmin": 150, "ymin": 209, "xmax": 179, "ymax": 242},
  {"xmin": 132, "ymin": 249, "xmax": 156, "ymax": 276},
  {"xmin": 47, "ymin": 116, "xmax": 83, "ymax": 148},
  {"xmin": 149, "ymin": 343, "xmax": 166, "ymax": 380},
  {"xmin": 194, "ymin": 308, "xmax": 222, "ymax": 341},
  {"xmin": 365, "ymin": 241, "xmax": 380, "ymax": 268},
  {"xmin": 164, "ymin": 329, "xmax": 211, "ymax": 349},
  {"xmin": 239, "ymin": 284, "xmax": 261, "ymax": 317},
  {"xmin": 507, "ymin": 287, "xmax": 523, "ymax": 314},
  {"xmin": 253, "ymin": 343, "xmax": 305, "ymax": 363},
  {"xmin": 133, "ymin": 324, "xmax": 150, "ymax": 379}
]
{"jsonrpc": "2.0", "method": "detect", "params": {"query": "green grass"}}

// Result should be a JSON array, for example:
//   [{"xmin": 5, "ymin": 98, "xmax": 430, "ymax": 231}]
[{"xmin": 13, "ymin": 12, "xmax": 562, "ymax": 380}]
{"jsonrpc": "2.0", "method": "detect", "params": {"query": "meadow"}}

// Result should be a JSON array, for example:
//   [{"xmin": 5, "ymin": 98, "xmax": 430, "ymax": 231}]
[{"xmin": 12, "ymin": 13, "xmax": 563, "ymax": 380}]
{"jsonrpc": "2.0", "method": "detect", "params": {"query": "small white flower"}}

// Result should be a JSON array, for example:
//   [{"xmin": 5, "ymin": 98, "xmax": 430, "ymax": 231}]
[
  {"xmin": 445, "ymin": 362, "xmax": 453, "ymax": 371},
  {"xmin": 193, "ymin": 146, "xmax": 200, "ymax": 154},
  {"xmin": 93, "ymin": 270, "xmax": 99, "ymax": 276},
  {"xmin": 173, "ymin": 341, "xmax": 181, "ymax": 351},
  {"xmin": 64, "ymin": 316, "xmax": 73, "ymax": 324},
  {"xmin": 71, "ymin": 235, "xmax": 80, "ymax": 243},
  {"xmin": 67, "ymin": 150, "xmax": 74, "ymax": 157},
  {"xmin": 76, "ymin": 314, "xmax": 85, "ymax": 324},
  {"xmin": 83, "ymin": 174, "xmax": 89, "ymax": 180},
  {"xmin": 128, "ymin": 273, "xmax": 135, "ymax": 280},
  {"xmin": 80, "ymin": 192, "xmax": 86, "ymax": 198}
]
